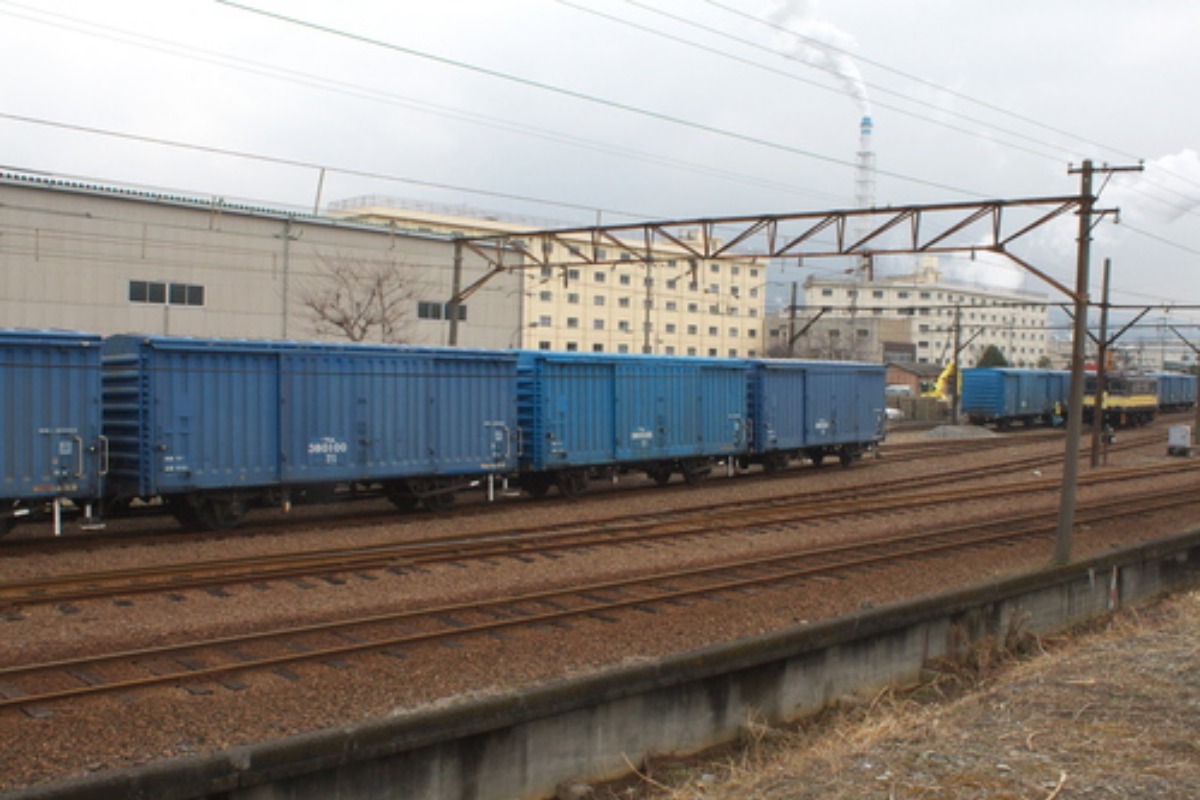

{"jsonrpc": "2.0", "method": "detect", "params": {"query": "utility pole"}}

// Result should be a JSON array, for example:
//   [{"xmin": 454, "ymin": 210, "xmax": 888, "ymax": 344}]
[
  {"xmin": 1089, "ymin": 258, "xmax": 1111, "ymax": 468},
  {"xmin": 448, "ymin": 239, "xmax": 464, "ymax": 346},
  {"xmin": 950, "ymin": 304, "xmax": 962, "ymax": 425},
  {"xmin": 1056, "ymin": 161, "xmax": 1142, "ymax": 565},
  {"xmin": 275, "ymin": 218, "xmax": 300, "ymax": 339},
  {"xmin": 787, "ymin": 282, "xmax": 798, "ymax": 357}
]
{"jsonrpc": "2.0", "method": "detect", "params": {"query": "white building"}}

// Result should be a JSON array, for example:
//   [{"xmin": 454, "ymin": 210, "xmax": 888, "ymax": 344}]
[
  {"xmin": 801, "ymin": 258, "xmax": 1051, "ymax": 368},
  {"xmin": 331, "ymin": 198, "xmax": 769, "ymax": 357}
]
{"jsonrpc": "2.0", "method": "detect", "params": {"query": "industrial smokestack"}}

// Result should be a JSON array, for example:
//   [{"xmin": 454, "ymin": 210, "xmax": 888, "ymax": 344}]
[
  {"xmin": 855, "ymin": 115, "xmax": 876, "ymax": 212},
  {"xmin": 853, "ymin": 115, "xmax": 877, "ymax": 279}
]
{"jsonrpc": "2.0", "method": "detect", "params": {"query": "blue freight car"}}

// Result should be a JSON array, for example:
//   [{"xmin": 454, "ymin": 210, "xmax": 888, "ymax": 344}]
[
  {"xmin": 1154, "ymin": 372, "xmax": 1197, "ymax": 413},
  {"xmin": 1, "ymin": 329, "xmax": 105, "ymax": 534},
  {"xmin": 515, "ymin": 351, "xmax": 751, "ymax": 496},
  {"xmin": 102, "ymin": 335, "xmax": 518, "ymax": 529},
  {"xmin": 961, "ymin": 367, "xmax": 1067, "ymax": 427},
  {"xmin": 748, "ymin": 359, "xmax": 886, "ymax": 471}
]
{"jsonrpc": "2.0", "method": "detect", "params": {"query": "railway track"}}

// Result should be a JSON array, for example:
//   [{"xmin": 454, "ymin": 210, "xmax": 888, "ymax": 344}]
[
  {"xmin": 4, "ymin": 460, "xmax": 1196, "ymax": 610},
  {"xmin": 2, "ymin": 479, "xmax": 1195, "ymax": 713}
]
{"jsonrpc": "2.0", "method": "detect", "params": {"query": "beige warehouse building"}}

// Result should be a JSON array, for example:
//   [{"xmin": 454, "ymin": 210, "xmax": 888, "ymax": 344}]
[{"xmin": 0, "ymin": 171, "xmax": 520, "ymax": 347}]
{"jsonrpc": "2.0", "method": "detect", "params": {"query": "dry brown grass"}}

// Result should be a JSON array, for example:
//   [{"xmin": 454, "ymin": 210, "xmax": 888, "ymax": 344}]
[{"xmin": 589, "ymin": 590, "xmax": 1200, "ymax": 800}]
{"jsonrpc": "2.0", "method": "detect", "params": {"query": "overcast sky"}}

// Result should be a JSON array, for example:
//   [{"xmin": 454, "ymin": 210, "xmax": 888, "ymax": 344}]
[{"xmin": 2, "ymin": 0, "xmax": 1198, "ymax": 330}]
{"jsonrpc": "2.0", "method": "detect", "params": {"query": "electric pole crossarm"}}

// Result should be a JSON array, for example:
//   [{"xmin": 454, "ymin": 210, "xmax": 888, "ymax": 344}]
[
  {"xmin": 919, "ymin": 205, "xmax": 994, "ymax": 251},
  {"xmin": 996, "ymin": 249, "xmax": 1077, "ymax": 300},
  {"xmin": 1107, "ymin": 308, "xmax": 1151, "ymax": 347},
  {"xmin": 998, "ymin": 200, "xmax": 1078, "ymax": 248}
]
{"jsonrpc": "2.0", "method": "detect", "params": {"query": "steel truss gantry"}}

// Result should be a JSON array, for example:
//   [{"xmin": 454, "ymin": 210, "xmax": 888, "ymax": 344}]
[{"xmin": 449, "ymin": 195, "xmax": 1085, "ymax": 311}]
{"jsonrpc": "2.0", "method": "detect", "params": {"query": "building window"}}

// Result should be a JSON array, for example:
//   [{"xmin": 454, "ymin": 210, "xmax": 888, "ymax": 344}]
[
  {"xmin": 619, "ymin": 297, "xmax": 631, "ymax": 308},
  {"xmin": 594, "ymin": 271, "xmax": 606, "ymax": 283},
  {"xmin": 567, "ymin": 293, "xmax": 580, "ymax": 304},
  {"xmin": 593, "ymin": 295, "xmax": 606, "ymax": 306},
  {"xmin": 593, "ymin": 319, "xmax": 605, "ymax": 330},
  {"xmin": 618, "ymin": 344, "xmax": 630, "ymax": 354},
  {"xmin": 538, "ymin": 290, "xmax": 552, "ymax": 302},
  {"xmin": 567, "ymin": 269, "xmax": 581, "ymax": 281},
  {"xmin": 665, "ymin": 323, "xmax": 677, "ymax": 334},
  {"xmin": 566, "ymin": 342, "xmax": 578, "ymax": 351},
  {"xmin": 665, "ymin": 346, "xmax": 676, "ymax": 355},
  {"xmin": 130, "ymin": 280, "xmax": 204, "ymax": 307},
  {"xmin": 538, "ymin": 315, "xmax": 552, "ymax": 327},
  {"xmin": 687, "ymin": 302, "xmax": 699, "ymax": 313},
  {"xmin": 618, "ymin": 320, "xmax": 631, "ymax": 332},
  {"xmin": 688, "ymin": 325, "xmax": 698, "ymax": 335},
  {"xmin": 566, "ymin": 317, "xmax": 579, "ymax": 329},
  {"xmin": 593, "ymin": 343, "xmax": 604, "ymax": 352},
  {"xmin": 708, "ymin": 326, "xmax": 719, "ymax": 336},
  {"xmin": 619, "ymin": 274, "xmax": 632, "ymax": 286},
  {"xmin": 539, "ymin": 341, "xmax": 551, "ymax": 350},
  {"xmin": 687, "ymin": 347, "xmax": 697, "ymax": 356},
  {"xmin": 665, "ymin": 301, "xmax": 677, "ymax": 311},
  {"xmin": 417, "ymin": 301, "xmax": 442, "ymax": 320},
  {"xmin": 822, "ymin": 288, "xmax": 834, "ymax": 297},
  {"xmin": 873, "ymin": 290, "xmax": 884, "ymax": 299}
]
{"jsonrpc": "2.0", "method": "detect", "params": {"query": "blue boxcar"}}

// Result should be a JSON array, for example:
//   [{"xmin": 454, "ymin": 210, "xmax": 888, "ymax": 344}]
[
  {"xmin": 515, "ymin": 351, "xmax": 750, "ymax": 494},
  {"xmin": 962, "ymin": 368, "xmax": 1067, "ymax": 427},
  {"xmin": 1154, "ymin": 372, "xmax": 1197, "ymax": 412},
  {"xmin": 749, "ymin": 359, "xmax": 886, "ymax": 470},
  {"xmin": 1, "ymin": 330, "xmax": 104, "ymax": 531},
  {"xmin": 102, "ymin": 335, "xmax": 518, "ymax": 527}
]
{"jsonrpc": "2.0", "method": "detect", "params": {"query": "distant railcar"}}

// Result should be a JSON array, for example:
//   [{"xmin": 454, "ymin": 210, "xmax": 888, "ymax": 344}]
[
  {"xmin": 1082, "ymin": 372, "xmax": 1158, "ymax": 427},
  {"xmin": 515, "ymin": 351, "xmax": 751, "ymax": 495},
  {"xmin": 1153, "ymin": 372, "xmax": 1197, "ymax": 413},
  {"xmin": 102, "ymin": 335, "xmax": 519, "ymax": 528},
  {"xmin": 961, "ymin": 367, "xmax": 1068, "ymax": 427},
  {"xmin": 747, "ymin": 359, "xmax": 886, "ymax": 471},
  {"xmin": 0, "ymin": 329, "xmax": 105, "ymax": 533}
]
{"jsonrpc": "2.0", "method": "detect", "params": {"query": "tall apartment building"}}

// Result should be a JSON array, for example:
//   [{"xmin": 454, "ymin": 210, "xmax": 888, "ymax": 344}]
[
  {"xmin": 795, "ymin": 258, "xmax": 1051, "ymax": 368},
  {"xmin": 331, "ymin": 198, "xmax": 768, "ymax": 357}
]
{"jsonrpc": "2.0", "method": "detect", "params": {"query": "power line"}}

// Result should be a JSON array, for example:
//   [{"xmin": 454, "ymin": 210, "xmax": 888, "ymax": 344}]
[
  {"xmin": 0, "ymin": 2, "xmax": 847, "ymax": 210},
  {"xmin": 214, "ymin": 0, "xmax": 987, "ymax": 199}
]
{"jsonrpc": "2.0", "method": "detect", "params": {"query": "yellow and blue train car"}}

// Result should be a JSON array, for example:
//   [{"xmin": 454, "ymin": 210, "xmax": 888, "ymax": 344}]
[{"xmin": 1083, "ymin": 373, "xmax": 1158, "ymax": 427}]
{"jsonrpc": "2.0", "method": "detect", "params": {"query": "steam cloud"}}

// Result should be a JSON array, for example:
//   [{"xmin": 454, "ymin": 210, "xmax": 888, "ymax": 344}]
[
  {"xmin": 768, "ymin": 0, "xmax": 871, "ymax": 117},
  {"xmin": 1107, "ymin": 149, "xmax": 1200, "ymax": 224}
]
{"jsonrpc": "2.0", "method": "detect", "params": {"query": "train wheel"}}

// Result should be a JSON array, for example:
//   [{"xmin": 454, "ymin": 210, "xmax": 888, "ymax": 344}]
[
  {"xmin": 422, "ymin": 480, "xmax": 457, "ymax": 512},
  {"xmin": 838, "ymin": 447, "xmax": 855, "ymax": 467},
  {"xmin": 556, "ymin": 470, "xmax": 589, "ymax": 498},
  {"xmin": 197, "ymin": 497, "xmax": 245, "ymax": 531},
  {"xmin": 0, "ymin": 517, "xmax": 15, "ymax": 538},
  {"xmin": 522, "ymin": 475, "xmax": 552, "ymax": 499},
  {"xmin": 808, "ymin": 450, "xmax": 826, "ymax": 467},
  {"xmin": 681, "ymin": 459, "xmax": 710, "ymax": 486},
  {"xmin": 168, "ymin": 499, "xmax": 204, "ymax": 530},
  {"xmin": 388, "ymin": 491, "xmax": 420, "ymax": 512},
  {"xmin": 762, "ymin": 453, "xmax": 789, "ymax": 474},
  {"xmin": 646, "ymin": 466, "xmax": 672, "ymax": 486}
]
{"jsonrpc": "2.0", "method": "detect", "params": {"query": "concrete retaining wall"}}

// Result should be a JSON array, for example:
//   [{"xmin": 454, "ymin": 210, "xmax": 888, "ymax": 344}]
[{"xmin": 13, "ymin": 529, "xmax": 1200, "ymax": 800}]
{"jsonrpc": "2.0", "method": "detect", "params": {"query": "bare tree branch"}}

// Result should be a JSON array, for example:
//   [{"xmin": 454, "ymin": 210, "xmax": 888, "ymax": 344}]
[{"xmin": 300, "ymin": 253, "xmax": 418, "ymax": 343}]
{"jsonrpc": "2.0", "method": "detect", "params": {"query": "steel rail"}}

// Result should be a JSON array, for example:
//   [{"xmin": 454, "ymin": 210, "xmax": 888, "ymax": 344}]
[
  {"xmin": 3, "ymin": 459, "xmax": 1194, "ymax": 609},
  {"xmin": 1, "ymin": 483, "xmax": 1196, "ymax": 712}
]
